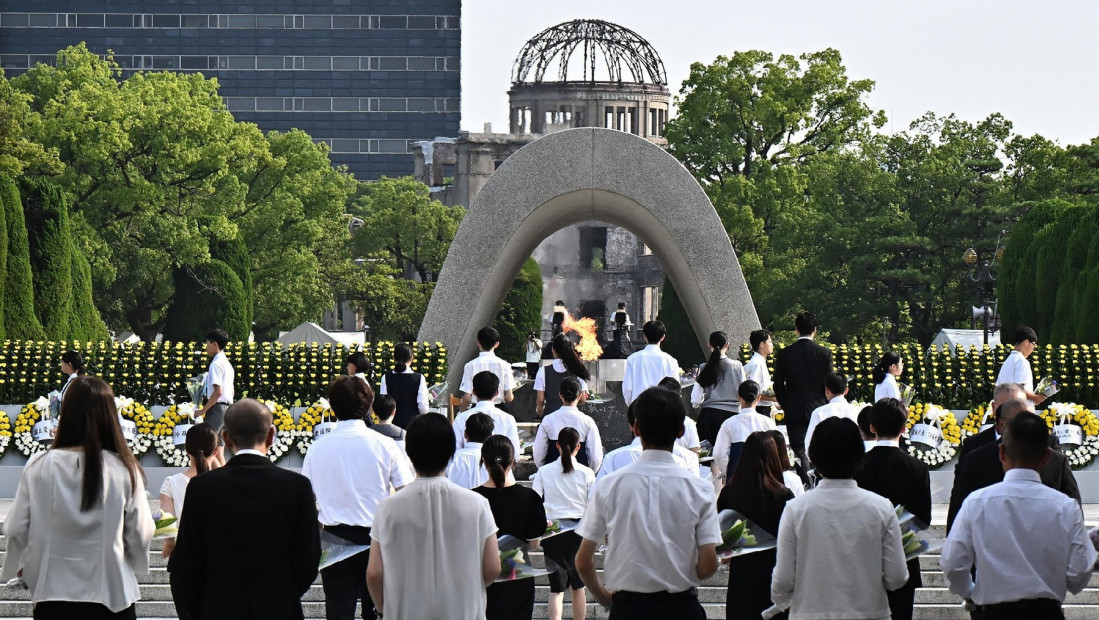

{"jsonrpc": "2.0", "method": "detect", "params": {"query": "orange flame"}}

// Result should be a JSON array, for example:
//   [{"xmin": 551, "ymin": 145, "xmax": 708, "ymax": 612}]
[{"xmin": 562, "ymin": 311, "xmax": 603, "ymax": 361}]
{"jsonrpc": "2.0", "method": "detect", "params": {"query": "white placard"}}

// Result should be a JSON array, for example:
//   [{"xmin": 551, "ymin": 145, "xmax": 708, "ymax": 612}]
[
  {"xmin": 910, "ymin": 423, "xmax": 944, "ymax": 449},
  {"xmin": 173, "ymin": 423, "xmax": 194, "ymax": 447},
  {"xmin": 32, "ymin": 419, "xmax": 59, "ymax": 444},
  {"xmin": 313, "ymin": 421, "xmax": 338, "ymax": 440},
  {"xmin": 1053, "ymin": 424, "xmax": 1083, "ymax": 448},
  {"xmin": 118, "ymin": 418, "xmax": 138, "ymax": 442}
]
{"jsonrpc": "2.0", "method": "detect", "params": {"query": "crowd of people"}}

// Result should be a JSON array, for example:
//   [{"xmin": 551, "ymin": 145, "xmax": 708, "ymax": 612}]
[{"xmin": 2, "ymin": 318, "xmax": 1098, "ymax": 620}]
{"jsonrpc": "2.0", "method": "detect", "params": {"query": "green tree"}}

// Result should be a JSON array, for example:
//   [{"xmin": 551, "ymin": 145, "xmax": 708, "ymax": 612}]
[
  {"xmin": 1077, "ymin": 262, "xmax": 1099, "ymax": 343},
  {"xmin": 493, "ymin": 258, "xmax": 542, "ymax": 362},
  {"xmin": 1015, "ymin": 223, "xmax": 1054, "ymax": 331},
  {"xmin": 1052, "ymin": 207, "xmax": 1098, "ymax": 343},
  {"xmin": 208, "ymin": 229, "xmax": 253, "ymax": 334},
  {"xmin": 68, "ymin": 250, "xmax": 109, "ymax": 340},
  {"xmin": 657, "ymin": 276, "xmax": 703, "ymax": 365},
  {"xmin": 1034, "ymin": 209, "xmax": 1087, "ymax": 337},
  {"xmin": 1, "ymin": 174, "xmax": 43, "ymax": 340},
  {"xmin": 348, "ymin": 176, "xmax": 465, "ymax": 282},
  {"xmin": 998, "ymin": 200, "xmax": 1072, "ymax": 332},
  {"xmin": 21, "ymin": 177, "xmax": 73, "ymax": 339},
  {"xmin": 162, "ymin": 260, "xmax": 250, "ymax": 342},
  {"xmin": 0, "ymin": 70, "xmax": 58, "ymax": 177}
]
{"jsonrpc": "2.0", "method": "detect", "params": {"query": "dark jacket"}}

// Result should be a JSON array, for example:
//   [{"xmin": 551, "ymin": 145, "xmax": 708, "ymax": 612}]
[
  {"xmin": 956, "ymin": 426, "xmax": 996, "ymax": 467},
  {"xmin": 947, "ymin": 437, "xmax": 1081, "ymax": 532},
  {"xmin": 168, "ymin": 454, "xmax": 321, "ymax": 620},
  {"xmin": 772, "ymin": 338, "xmax": 833, "ymax": 427},
  {"xmin": 855, "ymin": 445, "xmax": 932, "ymax": 592}
]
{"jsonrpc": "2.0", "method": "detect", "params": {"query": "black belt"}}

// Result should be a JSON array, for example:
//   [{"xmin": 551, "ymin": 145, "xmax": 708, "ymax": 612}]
[
  {"xmin": 977, "ymin": 598, "xmax": 1060, "ymax": 612},
  {"xmin": 613, "ymin": 587, "xmax": 697, "ymax": 601}
]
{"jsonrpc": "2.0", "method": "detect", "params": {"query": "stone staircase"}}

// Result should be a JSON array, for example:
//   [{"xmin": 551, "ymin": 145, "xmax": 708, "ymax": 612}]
[{"xmin": 0, "ymin": 525, "xmax": 1095, "ymax": 619}]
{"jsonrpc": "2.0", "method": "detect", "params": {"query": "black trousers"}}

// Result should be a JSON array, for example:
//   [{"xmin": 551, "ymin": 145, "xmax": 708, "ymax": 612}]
[
  {"xmin": 320, "ymin": 524, "xmax": 375, "ymax": 620},
  {"xmin": 785, "ymin": 419, "xmax": 810, "ymax": 483},
  {"xmin": 609, "ymin": 591, "xmax": 705, "ymax": 620},
  {"xmin": 697, "ymin": 407, "xmax": 734, "ymax": 447},
  {"xmin": 34, "ymin": 602, "xmax": 136, "ymax": 620},
  {"xmin": 887, "ymin": 580, "xmax": 916, "ymax": 620},
  {"xmin": 973, "ymin": 598, "xmax": 1063, "ymax": 620}
]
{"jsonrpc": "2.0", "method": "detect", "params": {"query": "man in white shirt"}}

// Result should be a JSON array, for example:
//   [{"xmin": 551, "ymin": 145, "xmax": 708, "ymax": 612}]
[
  {"xmin": 302, "ymin": 376, "xmax": 412, "ymax": 620},
  {"xmin": 459, "ymin": 326, "xmax": 516, "ymax": 409},
  {"xmin": 996, "ymin": 325, "xmax": 1046, "ymax": 406},
  {"xmin": 597, "ymin": 399, "xmax": 701, "ymax": 485},
  {"xmin": 368, "ymin": 414, "xmax": 500, "ymax": 620},
  {"xmin": 942, "ymin": 412, "xmax": 1096, "ymax": 618},
  {"xmin": 621, "ymin": 320, "xmax": 680, "ymax": 405},
  {"xmin": 446, "ymin": 413, "xmax": 492, "ymax": 489},
  {"xmin": 453, "ymin": 371, "xmax": 521, "ymax": 456},
  {"xmin": 576, "ymin": 387, "xmax": 721, "ymax": 620},
  {"xmin": 803, "ymin": 372, "xmax": 856, "ymax": 460},
  {"xmin": 198, "ymin": 328, "xmax": 235, "ymax": 464}
]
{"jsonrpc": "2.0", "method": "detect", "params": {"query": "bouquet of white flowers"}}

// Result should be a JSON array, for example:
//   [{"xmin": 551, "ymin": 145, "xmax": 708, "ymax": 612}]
[
  {"xmin": 496, "ymin": 535, "xmax": 552, "ymax": 582},
  {"xmin": 1035, "ymin": 376, "xmax": 1060, "ymax": 398},
  {"xmin": 152, "ymin": 510, "xmax": 179, "ymax": 539},
  {"xmin": 186, "ymin": 374, "xmax": 206, "ymax": 405}
]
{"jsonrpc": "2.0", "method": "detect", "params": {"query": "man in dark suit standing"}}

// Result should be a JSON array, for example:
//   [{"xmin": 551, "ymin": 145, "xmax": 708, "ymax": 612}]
[
  {"xmin": 169, "ymin": 399, "xmax": 321, "ymax": 620},
  {"xmin": 773, "ymin": 312, "xmax": 833, "ymax": 478},
  {"xmin": 855, "ymin": 398, "xmax": 931, "ymax": 620},
  {"xmin": 955, "ymin": 383, "xmax": 1025, "ymax": 468},
  {"xmin": 948, "ymin": 398, "xmax": 1081, "ymax": 532}
]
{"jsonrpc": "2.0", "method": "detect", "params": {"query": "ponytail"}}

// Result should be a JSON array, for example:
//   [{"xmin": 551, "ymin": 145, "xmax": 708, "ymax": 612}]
[
  {"xmin": 394, "ymin": 342, "xmax": 413, "ymax": 373},
  {"xmin": 481, "ymin": 435, "xmax": 513, "ymax": 488},
  {"xmin": 62, "ymin": 350, "xmax": 86, "ymax": 376},
  {"xmin": 551, "ymin": 334, "xmax": 591, "ymax": 381},
  {"xmin": 873, "ymin": 351, "xmax": 902, "ymax": 385},
  {"xmin": 696, "ymin": 331, "xmax": 729, "ymax": 388},
  {"xmin": 185, "ymin": 423, "xmax": 218, "ymax": 474},
  {"xmin": 557, "ymin": 427, "xmax": 580, "ymax": 474},
  {"xmin": 559, "ymin": 376, "xmax": 582, "ymax": 404}
]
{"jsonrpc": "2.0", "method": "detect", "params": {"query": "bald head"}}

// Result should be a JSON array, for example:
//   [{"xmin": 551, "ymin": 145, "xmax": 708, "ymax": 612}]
[
  {"xmin": 994, "ymin": 397, "xmax": 1033, "ymax": 435},
  {"xmin": 992, "ymin": 383, "xmax": 1026, "ymax": 409},
  {"xmin": 223, "ymin": 398, "xmax": 274, "ymax": 452}
]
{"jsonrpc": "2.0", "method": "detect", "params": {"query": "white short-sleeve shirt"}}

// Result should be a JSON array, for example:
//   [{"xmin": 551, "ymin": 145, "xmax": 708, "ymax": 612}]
[
  {"xmin": 743, "ymin": 352, "xmax": 772, "ymax": 391},
  {"xmin": 576, "ymin": 450, "xmax": 721, "ymax": 593},
  {"xmin": 996, "ymin": 350, "xmax": 1034, "ymax": 393},
  {"xmin": 453, "ymin": 401, "xmax": 521, "ymax": 456},
  {"xmin": 459, "ymin": 351, "xmax": 516, "ymax": 404},
  {"xmin": 621, "ymin": 345, "xmax": 680, "ymax": 405},
  {"xmin": 532, "ymin": 360, "xmax": 589, "ymax": 393},
  {"xmin": 371, "ymin": 477, "xmax": 497, "ymax": 620},
  {"xmin": 446, "ymin": 443, "xmax": 489, "ymax": 489},
  {"xmin": 159, "ymin": 472, "xmax": 191, "ymax": 530},
  {"xmin": 533, "ymin": 405, "xmax": 603, "ymax": 471},
  {"xmin": 874, "ymin": 374, "xmax": 902, "ymax": 402},
  {"xmin": 532, "ymin": 458, "xmax": 595, "ymax": 520},
  {"xmin": 205, "ymin": 351, "xmax": 234, "ymax": 403}
]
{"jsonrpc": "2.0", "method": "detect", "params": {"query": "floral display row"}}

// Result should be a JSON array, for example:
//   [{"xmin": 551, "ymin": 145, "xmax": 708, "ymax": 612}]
[{"xmin": 0, "ymin": 340, "xmax": 447, "ymax": 406}]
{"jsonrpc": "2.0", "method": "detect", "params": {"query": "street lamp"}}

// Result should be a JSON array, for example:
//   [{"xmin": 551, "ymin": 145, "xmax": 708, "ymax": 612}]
[{"xmin": 962, "ymin": 247, "xmax": 998, "ymax": 345}]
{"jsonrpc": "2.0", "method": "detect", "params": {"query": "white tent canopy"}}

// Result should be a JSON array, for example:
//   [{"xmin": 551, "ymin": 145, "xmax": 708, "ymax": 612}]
[
  {"xmin": 276, "ymin": 322, "xmax": 341, "ymax": 345},
  {"xmin": 930, "ymin": 328, "xmax": 1000, "ymax": 349}
]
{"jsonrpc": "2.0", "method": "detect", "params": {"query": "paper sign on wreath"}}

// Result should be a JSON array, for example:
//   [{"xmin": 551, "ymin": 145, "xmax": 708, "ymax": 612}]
[
  {"xmin": 909, "ymin": 423, "xmax": 944, "ymax": 448},
  {"xmin": 313, "ymin": 398, "xmax": 338, "ymax": 440},
  {"xmin": 173, "ymin": 403, "xmax": 197, "ymax": 447}
]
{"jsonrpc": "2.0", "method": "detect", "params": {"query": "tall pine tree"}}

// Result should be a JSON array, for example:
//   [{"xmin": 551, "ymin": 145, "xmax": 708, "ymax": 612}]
[
  {"xmin": 21, "ymin": 177, "xmax": 73, "ymax": 339},
  {"xmin": 2, "ymin": 174, "xmax": 43, "ymax": 340}
]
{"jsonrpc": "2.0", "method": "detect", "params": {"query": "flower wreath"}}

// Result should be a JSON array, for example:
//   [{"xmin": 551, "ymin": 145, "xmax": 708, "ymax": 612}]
[
  {"xmin": 260, "ymin": 401, "xmax": 298, "ymax": 464},
  {"xmin": 905, "ymin": 403, "xmax": 962, "ymax": 470},
  {"xmin": 0, "ymin": 408, "xmax": 12, "ymax": 458},
  {"xmin": 959, "ymin": 403, "xmax": 993, "ymax": 439},
  {"xmin": 13, "ymin": 398, "xmax": 52, "ymax": 458},
  {"xmin": 1040, "ymin": 402, "xmax": 1099, "ymax": 470},
  {"xmin": 296, "ymin": 400, "xmax": 335, "ymax": 456},
  {"xmin": 115, "ymin": 396, "xmax": 155, "ymax": 458},
  {"xmin": 153, "ymin": 404, "xmax": 200, "ymax": 467}
]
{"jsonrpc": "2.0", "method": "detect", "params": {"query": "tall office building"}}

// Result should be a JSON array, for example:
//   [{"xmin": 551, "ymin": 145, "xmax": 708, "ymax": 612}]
[{"xmin": 0, "ymin": 1, "xmax": 461, "ymax": 180}]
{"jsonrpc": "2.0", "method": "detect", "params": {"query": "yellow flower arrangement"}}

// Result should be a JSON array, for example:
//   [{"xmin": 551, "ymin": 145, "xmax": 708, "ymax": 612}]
[
  {"xmin": 0, "ymin": 408, "xmax": 12, "ymax": 457},
  {"xmin": 959, "ymin": 403, "xmax": 993, "ymax": 439},
  {"xmin": 259, "ymin": 401, "xmax": 297, "ymax": 464},
  {"xmin": 1039, "ymin": 402, "xmax": 1099, "ymax": 469},
  {"xmin": 295, "ymin": 401, "xmax": 334, "ymax": 455},
  {"xmin": 153, "ymin": 404, "xmax": 199, "ymax": 467},
  {"xmin": 905, "ymin": 402, "xmax": 962, "ymax": 469},
  {"xmin": 117, "ymin": 398, "xmax": 155, "ymax": 458}
]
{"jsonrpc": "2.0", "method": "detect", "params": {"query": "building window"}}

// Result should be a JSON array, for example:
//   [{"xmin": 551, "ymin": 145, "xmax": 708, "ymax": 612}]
[{"xmin": 579, "ymin": 226, "xmax": 608, "ymax": 271}]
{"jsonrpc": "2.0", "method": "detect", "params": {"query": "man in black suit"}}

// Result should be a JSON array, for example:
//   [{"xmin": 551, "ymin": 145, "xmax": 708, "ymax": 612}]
[
  {"xmin": 947, "ymin": 398, "xmax": 1081, "ymax": 532},
  {"xmin": 169, "ymin": 399, "xmax": 321, "ymax": 620},
  {"xmin": 773, "ymin": 311, "xmax": 833, "ymax": 478},
  {"xmin": 854, "ymin": 398, "xmax": 931, "ymax": 620},
  {"xmin": 955, "ymin": 383, "xmax": 1025, "ymax": 468}
]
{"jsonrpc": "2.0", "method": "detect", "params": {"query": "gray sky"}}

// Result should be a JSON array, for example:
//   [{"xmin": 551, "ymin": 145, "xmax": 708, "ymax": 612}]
[{"xmin": 462, "ymin": 0, "xmax": 1099, "ymax": 145}]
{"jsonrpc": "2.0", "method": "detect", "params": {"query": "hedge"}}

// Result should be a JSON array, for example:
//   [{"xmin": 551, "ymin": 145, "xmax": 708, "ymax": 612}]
[
  {"xmin": 738, "ymin": 342, "xmax": 1099, "ymax": 408},
  {"xmin": 0, "ymin": 340, "xmax": 448, "ymax": 405}
]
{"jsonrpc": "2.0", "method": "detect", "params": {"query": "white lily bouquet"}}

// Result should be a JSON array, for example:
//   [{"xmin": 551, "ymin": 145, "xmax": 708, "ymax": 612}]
[
  {"xmin": 715, "ymin": 509, "xmax": 776, "ymax": 560},
  {"xmin": 186, "ymin": 374, "xmax": 207, "ymax": 405},
  {"xmin": 895, "ymin": 505, "xmax": 944, "ymax": 561},
  {"xmin": 898, "ymin": 383, "xmax": 915, "ymax": 407},
  {"xmin": 152, "ymin": 510, "xmax": 179, "ymax": 539},
  {"xmin": 1035, "ymin": 376, "xmax": 1060, "ymax": 398},
  {"xmin": 496, "ymin": 535, "xmax": 552, "ymax": 582},
  {"xmin": 47, "ymin": 390, "xmax": 62, "ymax": 418}
]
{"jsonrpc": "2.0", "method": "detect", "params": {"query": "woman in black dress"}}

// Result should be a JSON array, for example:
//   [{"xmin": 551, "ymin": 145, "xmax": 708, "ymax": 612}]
[
  {"xmin": 474, "ymin": 435, "xmax": 548, "ymax": 620},
  {"xmin": 716, "ymin": 431, "xmax": 794, "ymax": 620}
]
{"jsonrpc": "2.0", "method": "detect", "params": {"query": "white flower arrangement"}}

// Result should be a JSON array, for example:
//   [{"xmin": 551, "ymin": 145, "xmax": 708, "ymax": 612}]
[
  {"xmin": 152, "ymin": 403, "xmax": 198, "ymax": 468},
  {"xmin": 1065, "ymin": 436, "xmax": 1099, "ymax": 470},
  {"xmin": 907, "ymin": 441, "xmax": 957, "ymax": 469},
  {"xmin": 13, "ymin": 398, "xmax": 51, "ymax": 458},
  {"xmin": 1040, "ymin": 403, "xmax": 1099, "ymax": 469},
  {"xmin": 115, "ymin": 396, "xmax": 155, "ymax": 458}
]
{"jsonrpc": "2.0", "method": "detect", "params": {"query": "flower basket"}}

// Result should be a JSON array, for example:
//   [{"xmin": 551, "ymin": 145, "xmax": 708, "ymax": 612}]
[
  {"xmin": 154, "ymin": 404, "xmax": 199, "ymax": 467},
  {"xmin": 15, "ymin": 398, "xmax": 56, "ymax": 457},
  {"xmin": 1040, "ymin": 403, "xmax": 1099, "ymax": 469},
  {"xmin": 296, "ymin": 399, "xmax": 336, "ymax": 456},
  {"xmin": 259, "ymin": 401, "xmax": 297, "ymax": 464},
  {"xmin": 114, "ymin": 396, "xmax": 154, "ymax": 458},
  {"xmin": 959, "ymin": 403, "xmax": 993, "ymax": 439}
]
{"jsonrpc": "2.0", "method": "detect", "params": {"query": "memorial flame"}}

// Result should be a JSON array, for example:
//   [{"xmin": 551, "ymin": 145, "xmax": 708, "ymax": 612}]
[{"xmin": 562, "ymin": 312, "xmax": 604, "ymax": 361}]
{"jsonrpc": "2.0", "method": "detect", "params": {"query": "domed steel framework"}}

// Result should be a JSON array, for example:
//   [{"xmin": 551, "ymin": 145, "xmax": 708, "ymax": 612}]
[{"xmin": 511, "ymin": 19, "xmax": 667, "ymax": 85}]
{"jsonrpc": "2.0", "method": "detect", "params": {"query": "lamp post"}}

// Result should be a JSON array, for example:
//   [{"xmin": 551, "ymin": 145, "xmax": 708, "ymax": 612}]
[{"xmin": 963, "ymin": 247, "xmax": 999, "ymax": 345}]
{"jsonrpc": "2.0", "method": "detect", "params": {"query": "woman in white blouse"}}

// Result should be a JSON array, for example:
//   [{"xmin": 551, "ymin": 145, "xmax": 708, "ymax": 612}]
[
  {"xmin": 1, "ymin": 376, "xmax": 153, "ymax": 620},
  {"xmin": 159, "ymin": 423, "xmax": 219, "ymax": 558},
  {"xmin": 873, "ymin": 352, "xmax": 904, "ymax": 402},
  {"xmin": 58, "ymin": 350, "xmax": 86, "ymax": 404},
  {"xmin": 531, "ymin": 427, "xmax": 594, "ymax": 620},
  {"xmin": 771, "ymin": 417, "xmax": 908, "ymax": 619}
]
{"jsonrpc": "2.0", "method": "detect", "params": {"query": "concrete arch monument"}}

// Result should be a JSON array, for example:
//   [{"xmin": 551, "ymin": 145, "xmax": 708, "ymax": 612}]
[{"xmin": 418, "ymin": 127, "xmax": 760, "ymax": 389}]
